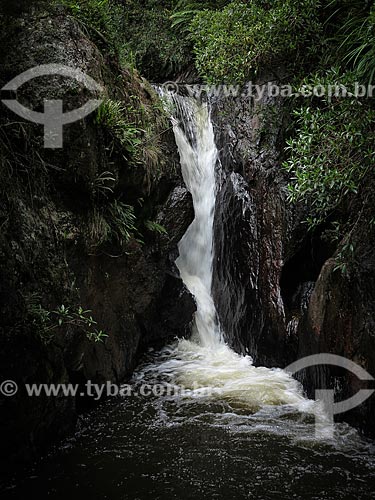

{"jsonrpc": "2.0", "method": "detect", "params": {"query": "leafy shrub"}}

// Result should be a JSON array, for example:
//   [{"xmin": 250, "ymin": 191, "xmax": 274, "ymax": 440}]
[
  {"xmin": 189, "ymin": 0, "xmax": 322, "ymax": 83},
  {"xmin": 27, "ymin": 294, "xmax": 108, "ymax": 344},
  {"xmin": 283, "ymin": 71, "xmax": 375, "ymax": 229},
  {"xmin": 54, "ymin": 305, "xmax": 108, "ymax": 343},
  {"xmin": 170, "ymin": 0, "xmax": 230, "ymax": 32}
]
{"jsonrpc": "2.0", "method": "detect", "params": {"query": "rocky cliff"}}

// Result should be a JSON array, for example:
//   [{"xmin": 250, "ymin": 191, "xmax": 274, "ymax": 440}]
[
  {"xmin": 210, "ymin": 83, "xmax": 375, "ymax": 436},
  {"xmin": 0, "ymin": 3, "xmax": 194, "ymax": 463},
  {"xmin": 211, "ymin": 85, "xmax": 303, "ymax": 367}
]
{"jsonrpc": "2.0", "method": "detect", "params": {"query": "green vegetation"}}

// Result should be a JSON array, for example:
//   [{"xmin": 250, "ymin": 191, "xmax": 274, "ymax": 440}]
[
  {"xmin": 189, "ymin": 0, "xmax": 321, "ymax": 83},
  {"xmin": 164, "ymin": 0, "xmax": 375, "ymax": 273},
  {"xmin": 114, "ymin": 0, "xmax": 192, "ymax": 80},
  {"xmin": 333, "ymin": 239, "xmax": 355, "ymax": 277},
  {"xmin": 283, "ymin": 72, "xmax": 375, "ymax": 229},
  {"xmin": 59, "ymin": 0, "xmax": 129, "ymax": 63},
  {"xmin": 170, "ymin": 0, "xmax": 229, "ymax": 33},
  {"xmin": 86, "ymin": 201, "xmax": 169, "ymax": 252},
  {"xmin": 9, "ymin": 0, "xmax": 374, "ymax": 273},
  {"xmin": 144, "ymin": 220, "xmax": 168, "ymax": 235},
  {"xmin": 49, "ymin": 2, "xmax": 174, "ymax": 256},
  {"xmin": 136, "ymin": 93, "xmax": 170, "ymax": 177},
  {"xmin": 107, "ymin": 200, "xmax": 138, "ymax": 247},
  {"xmin": 27, "ymin": 296, "xmax": 108, "ymax": 344},
  {"xmin": 94, "ymin": 92, "xmax": 170, "ymax": 177},
  {"xmin": 93, "ymin": 170, "xmax": 116, "ymax": 196},
  {"xmin": 86, "ymin": 201, "xmax": 138, "ymax": 250},
  {"xmin": 95, "ymin": 99, "xmax": 141, "ymax": 157},
  {"xmin": 326, "ymin": 1, "xmax": 375, "ymax": 85},
  {"xmin": 281, "ymin": 1, "xmax": 375, "ymax": 232}
]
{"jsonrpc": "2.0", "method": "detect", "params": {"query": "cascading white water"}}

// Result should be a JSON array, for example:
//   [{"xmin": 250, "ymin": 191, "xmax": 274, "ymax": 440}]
[
  {"xmin": 9, "ymin": 95, "xmax": 372, "ymax": 500},
  {"xmin": 150, "ymin": 92, "xmax": 319, "ymax": 415},
  {"xmin": 172, "ymin": 96, "xmax": 221, "ymax": 348}
]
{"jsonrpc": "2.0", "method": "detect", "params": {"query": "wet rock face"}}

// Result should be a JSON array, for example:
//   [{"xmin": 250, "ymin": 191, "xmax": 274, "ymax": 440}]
[
  {"xmin": 70, "ymin": 185, "xmax": 195, "ymax": 386},
  {"xmin": 296, "ymin": 186, "xmax": 375, "ymax": 436},
  {"xmin": 141, "ymin": 186, "xmax": 195, "ymax": 347},
  {"xmin": 210, "ymin": 86, "xmax": 375, "ymax": 435},
  {"xmin": 211, "ymin": 88, "xmax": 296, "ymax": 366},
  {"xmin": 213, "ymin": 171, "xmax": 260, "ymax": 356},
  {"xmin": 0, "ymin": 6, "xmax": 194, "ymax": 463}
]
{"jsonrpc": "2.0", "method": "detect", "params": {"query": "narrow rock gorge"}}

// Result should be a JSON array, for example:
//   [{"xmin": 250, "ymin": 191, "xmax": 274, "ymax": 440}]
[{"xmin": 1, "ymin": 1, "xmax": 375, "ymax": 498}]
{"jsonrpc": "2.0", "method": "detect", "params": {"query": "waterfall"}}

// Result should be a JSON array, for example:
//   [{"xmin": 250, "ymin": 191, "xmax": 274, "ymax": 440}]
[
  {"xmin": 170, "ymin": 95, "xmax": 222, "ymax": 348},
  {"xmin": 148, "ymin": 91, "xmax": 319, "ymax": 416}
]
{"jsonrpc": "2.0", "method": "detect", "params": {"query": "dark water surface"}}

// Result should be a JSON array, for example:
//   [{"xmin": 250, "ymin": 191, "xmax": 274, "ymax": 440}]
[{"xmin": 1, "ymin": 349, "xmax": 375, "ymax": 500}]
